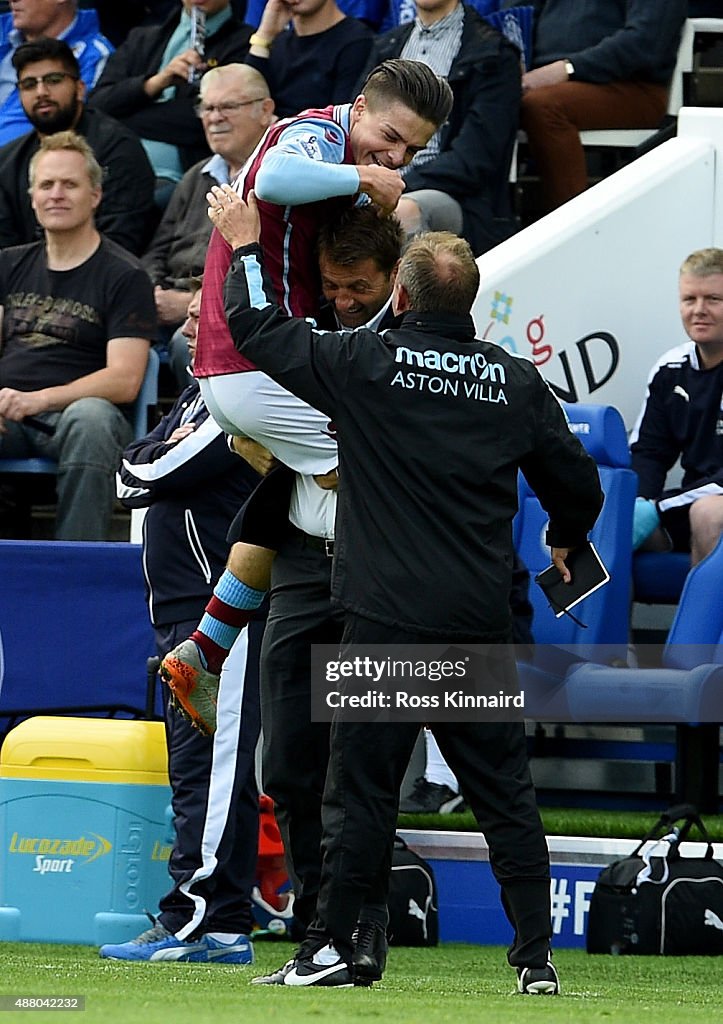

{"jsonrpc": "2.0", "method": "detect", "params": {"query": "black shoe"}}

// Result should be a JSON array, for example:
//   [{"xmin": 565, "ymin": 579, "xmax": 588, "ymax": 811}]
[
  {"xmin": 352, "ymin": 920, "xmax": 388, "ymax": 986},
  {"xmin": 399, "ymin": 777, "xmax": 466, "ymax": 814},
  {"xmin": 517, "ymin": 960, "xmax": 560, "ymax": 995},
  {"xmin": 283, "ymin": 943, "xmax": 353, "ymax": 987},
  {"xmin": 251, "ymin": 957, "xmax": 296, "ymax": 985}
]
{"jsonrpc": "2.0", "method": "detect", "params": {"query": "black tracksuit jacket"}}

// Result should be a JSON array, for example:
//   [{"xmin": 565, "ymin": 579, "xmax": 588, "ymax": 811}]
[
  {"xmin": 116, "ymin": 380, "xmax": 259, "ymax": 626},
  {"xmin": 224, "ymin": 243, "xmax": 603, "ymax": 639}
]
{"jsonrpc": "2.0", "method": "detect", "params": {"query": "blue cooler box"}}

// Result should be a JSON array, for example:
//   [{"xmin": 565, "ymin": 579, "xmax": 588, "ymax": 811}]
[{"xmin": 0, "ymin": 716, "xmax": 172, "ymax": 945}]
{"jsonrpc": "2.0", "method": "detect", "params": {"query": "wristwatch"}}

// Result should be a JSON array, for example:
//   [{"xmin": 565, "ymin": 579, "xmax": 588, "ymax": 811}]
[{"xmin": 564, "ymin": 60, "xmax": 575, "ymax": 79}]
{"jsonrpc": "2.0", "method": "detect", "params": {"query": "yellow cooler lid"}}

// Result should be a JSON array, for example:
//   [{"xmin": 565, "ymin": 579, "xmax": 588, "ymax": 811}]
[{"xmin": 0, "ymin": 716, "xmax": 169, "ymax": 784}]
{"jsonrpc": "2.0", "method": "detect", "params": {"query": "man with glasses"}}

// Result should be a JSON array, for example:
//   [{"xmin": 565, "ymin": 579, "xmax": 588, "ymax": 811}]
[
  {"xmin": 142, "ymin": 63, "xmax": 274, "ymax": 390},
  {"xmin": 88, "ymin": 0, "xmax": 252, "ymax": 210},
  {"xmin": 0, "ymin": 0, "xmax": 112, "ymax": 146},
  {"xmin": 0, "ymin": 38, "xmax": 155, "ymax": 254}
]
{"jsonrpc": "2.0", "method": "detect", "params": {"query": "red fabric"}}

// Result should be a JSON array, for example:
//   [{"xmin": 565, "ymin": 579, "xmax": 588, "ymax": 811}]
[{"xmin": 194, "ymin": 106, "xmax": 354, "ymax": 378}]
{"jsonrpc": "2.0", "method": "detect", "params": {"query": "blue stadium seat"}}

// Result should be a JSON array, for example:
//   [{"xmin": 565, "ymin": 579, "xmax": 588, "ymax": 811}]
[
  {"xmin": 0, "ymin": 348, "xmax": 159, "ymax": 478},
  {"xmin": 559, "ymin": 536, "xmax": 723, "ymax": 809},
  {"xmin": 514, "ymin": 402, "xmax": 638, "ymax": 719},
  {"xmin": 633, "ymin": 551, "xmax": 691, "ymax": 605}
]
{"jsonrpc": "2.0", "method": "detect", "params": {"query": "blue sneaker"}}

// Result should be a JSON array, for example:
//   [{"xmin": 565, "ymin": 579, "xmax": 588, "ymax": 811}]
[{"xmin": 99, "ymin": 921, "xmax": 254, "ymax": 964}]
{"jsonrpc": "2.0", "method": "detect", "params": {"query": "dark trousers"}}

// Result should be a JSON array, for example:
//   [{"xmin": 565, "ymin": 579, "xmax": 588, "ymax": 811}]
[
  {"xmin": 307, "ymin": 615, "xmax": 552, "ymax": 968},
  {"xmin": 260, "ymin": 531, "xmax": 388, "ymax": 931},
  {"xmin": 260, "ymin": 531, "xmax": 341, "ymax": 929},
  {"xmin": 521, "ymin": 79, "xmax": 668, "ymax": 208},
  {"xmin": 155, "ymin": 617, "xmax": 262, "ymax": 938}
]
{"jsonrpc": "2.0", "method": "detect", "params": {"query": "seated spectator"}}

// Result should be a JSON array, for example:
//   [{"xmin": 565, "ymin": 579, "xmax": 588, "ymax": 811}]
[
  {"xmin": 87, "ymin": 0, "xmax": 252, "ymax": 209},
  {"xmin": 245, "ymin": 0, "xmax": 374, "ymax": 119},
  {"xmin": 0, "ymin": 38, "xmax": 155, "ymax": 255},
  {"xmin": 0, "ymin": 131, "xmax": 156, "ymax": 541},
  {"xmin": 142, "ymin": 63, "xmax": 274, "ymax": 389},
  {"xmin": 630, "ymin": 247, "xmax": 723, "ymax": 567},
  {"xmin": 103, "ymin": 282, "xmax": 263, "ymax": 965},
  {"xmin": 518, "ymin": 0, "xmax": 686, "ymax": 212},
  {"xmin": 0, "ymin": 0, "xmax": 112, "ymax": 146},
  {"xmin": 358, "ymin": 0, "xmax": 521, "ymax": 255},
  {"xmin": 92, "ymin": 1, "xmax": 180, "ymax": 46}
]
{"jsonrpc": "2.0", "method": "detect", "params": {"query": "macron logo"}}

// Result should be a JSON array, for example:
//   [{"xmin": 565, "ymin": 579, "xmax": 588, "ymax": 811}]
[{"xmin": 395, "ymin": 346, "xmax": 506, "ymax": 383}]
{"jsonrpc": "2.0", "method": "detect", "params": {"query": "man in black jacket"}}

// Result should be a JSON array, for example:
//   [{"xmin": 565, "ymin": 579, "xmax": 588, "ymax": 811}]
[
  {"xmin": 519, "ymin": 0, "xmax": 686, "ymax": 211},
  {"xmin": 357, "ymin": 0, "xmax": 521, "ymax": 255},
  {"xmin": 0, "ymin": 38, "xmax": 155, "ymax": 254},
  {"xmin": 87, "ymin": 0, "xmax": 252, "ymax": 202},
  {"xmin": 102, "ymin": 284, "xmax": 264, "ymax": 964},
  {"xmin": 212, "ymin": 188, "xmax": 602, "ymax": 990}
]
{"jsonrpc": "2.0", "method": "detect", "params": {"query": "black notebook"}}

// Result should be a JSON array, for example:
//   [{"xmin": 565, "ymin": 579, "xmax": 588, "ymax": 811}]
[{"xmin": 534, "ymin": 541, "xmax": 610, "ymax": 618}]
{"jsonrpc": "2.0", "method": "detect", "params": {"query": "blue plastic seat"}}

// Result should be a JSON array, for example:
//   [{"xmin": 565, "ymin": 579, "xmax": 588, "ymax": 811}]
[{"xmin": 559, "ymin": 536, "xmax": 723, "ymax": 809}]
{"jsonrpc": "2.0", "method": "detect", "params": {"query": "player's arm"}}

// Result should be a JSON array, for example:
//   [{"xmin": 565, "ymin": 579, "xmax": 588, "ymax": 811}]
[{"xmin": 254, "ymin": 118, "xmax": 404, "ymax": 212}]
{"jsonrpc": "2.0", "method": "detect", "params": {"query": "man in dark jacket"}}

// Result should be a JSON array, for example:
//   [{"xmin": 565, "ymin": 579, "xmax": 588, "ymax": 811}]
[
  {"xmin": 213, "ymin": 189, "xmax": 603, "ymax": 990},
  {"xmin": 519, "ymin": 0, "xmax": 686, "ymax": 210},
  {"xmin": 358, "ymin": 0, "xmax": 521, "ymax": 255},
  {"xmin": 630, "ymin": 247, "xmax": 723, "ymax": 566},
  {"xmin": 0, "ymin": 38, "xmax": 155, "ymax": 254},
  {"xmin": 87, "ymin": 0, "xmax": 252, "ymax": 199},
  {"xmin": 103, "ymin": 284, "xmax": 264, "ymax": 964}
]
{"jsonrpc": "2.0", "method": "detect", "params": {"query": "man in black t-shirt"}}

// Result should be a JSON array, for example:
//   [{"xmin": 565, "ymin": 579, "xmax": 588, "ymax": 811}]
[{"xmin": 0, "ymin": 130, "xmax": 156, "ymax": 540}]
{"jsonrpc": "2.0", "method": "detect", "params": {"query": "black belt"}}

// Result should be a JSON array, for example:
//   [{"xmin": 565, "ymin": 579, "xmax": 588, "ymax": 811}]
[{"xmin": 299, "ymin": 531, "xmax": 335, "ymax": 557}]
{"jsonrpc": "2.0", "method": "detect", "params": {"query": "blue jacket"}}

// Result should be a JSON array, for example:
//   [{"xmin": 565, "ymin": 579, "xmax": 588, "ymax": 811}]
[{"xmin": 0, "ymin": 9, "xmax": 113, "ymax": 146}]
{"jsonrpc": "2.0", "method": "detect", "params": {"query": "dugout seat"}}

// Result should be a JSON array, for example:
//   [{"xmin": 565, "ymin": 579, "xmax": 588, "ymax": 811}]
[
  {"xmin": 513, "ymin": 402, "xmax": 637, "ymax": 719},
  {"xmin": 559, "ymin": 535, "xmax": 723, "ymax": 810}
]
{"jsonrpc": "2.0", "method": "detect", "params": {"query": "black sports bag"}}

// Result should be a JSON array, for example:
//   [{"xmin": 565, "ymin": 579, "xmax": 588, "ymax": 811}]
[
  {"xmin": 387, "ymin": 836, "xmax": 439, "ymax": 946},
  {"xmin": 587, "ymin": 804, "xmax": 723, "ymax": 955}
]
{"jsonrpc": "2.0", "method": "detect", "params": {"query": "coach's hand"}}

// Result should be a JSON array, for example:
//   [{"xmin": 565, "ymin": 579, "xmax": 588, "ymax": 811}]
[
  {"xmin": 551, "ymin": 547, "xmax": 573, "ymax": 583},
  {"xmin": 207, "ymin": 185, "xmax": 261, "ymax": 248},
  {"xmin": 356, "ymin": 164, "xmax": 405, "ymax": 213}
]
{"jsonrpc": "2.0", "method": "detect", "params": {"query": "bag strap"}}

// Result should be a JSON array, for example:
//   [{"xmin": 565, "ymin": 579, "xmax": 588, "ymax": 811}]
[{"xmin": 633, "ymin": 805, "xmax": 715, "ymax": 860}]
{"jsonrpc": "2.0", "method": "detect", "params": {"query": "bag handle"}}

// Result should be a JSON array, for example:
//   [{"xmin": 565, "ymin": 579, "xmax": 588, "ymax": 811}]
[{"xmin": 633, "ymin": 804, "xmax": 715, "ymax": 860}]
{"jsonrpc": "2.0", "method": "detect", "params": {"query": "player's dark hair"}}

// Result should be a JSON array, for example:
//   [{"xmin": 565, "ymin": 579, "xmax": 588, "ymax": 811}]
[{"xmin": 361, "ymin": 58, "xmax": 453, "ymax": 129}]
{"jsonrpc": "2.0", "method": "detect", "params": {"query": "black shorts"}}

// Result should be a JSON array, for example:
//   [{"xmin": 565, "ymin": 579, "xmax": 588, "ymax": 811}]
[{"xmin": 658, "ymin": 503, "xmax": 691, "ymax": 552}]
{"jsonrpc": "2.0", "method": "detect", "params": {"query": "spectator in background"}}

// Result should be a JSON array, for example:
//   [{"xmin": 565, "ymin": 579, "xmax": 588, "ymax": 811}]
[
  {"xmin": 358, "ymin": 0, "xmax": 521, "ymax": 255},
  {"xmin": 92, "ymin": 1, "xmax": 180, "ymax": 46},
  {"xmin": 0, "ymin": 131, "xmax": 155, "ymax": 541},
  {"xmin": 102, "ymin": 284, "xmax": 264, "ymax": 965},
  {"xmin": 87, "ymin": 0, "xmax": 252, "ymax": 208},
  {"xmin": 245, "ymin": 0, "xmax": 373, "ymax": 119},
  {"xmin": 630, "ymin": 247, "xmax": 723, "ymax": 567},
  {"xmin": 0, "ymin": 0, "xmax": 112, "ymax": 146},
  {"xmin": 142, "ymin": 63, "xmax": 274, "ymax": 390},
  {"xmin": 0, "ymin": 39, "xmax": 155, "ymax": 255},
  {"xmin": 518, "ymin": 0, "xmax": 686, "ymax": 212}
]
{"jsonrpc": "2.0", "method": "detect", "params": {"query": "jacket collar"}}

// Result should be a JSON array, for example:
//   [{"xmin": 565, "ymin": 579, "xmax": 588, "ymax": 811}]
[{"xmin": 398, "ymin": 310, "xmax": 477, "ymax": 342}]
